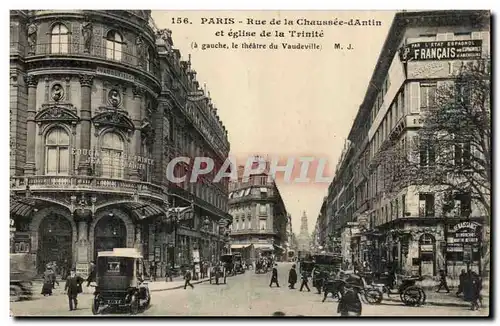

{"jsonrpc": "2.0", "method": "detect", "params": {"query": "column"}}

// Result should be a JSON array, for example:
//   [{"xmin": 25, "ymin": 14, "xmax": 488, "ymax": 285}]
[
  {"xmin": 24, "ymin": 75, "xmax": 38, "ymax": 176},
  {"xmin": 75, "ymin": 218, "xmax": 90, "ymax": 278},
  {"xmin": 135, "ymin": 224, "xmax": 143, "ymax": 254},
  {"xmin": 130, "ymin": 86, "xmax": 144, "ymax": 181},
  {"xmin": 78, "ymin": 75, "xmax": 94, "ymax": 175}
]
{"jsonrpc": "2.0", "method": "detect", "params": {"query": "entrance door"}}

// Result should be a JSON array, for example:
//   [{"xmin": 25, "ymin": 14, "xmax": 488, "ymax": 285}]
[
  {"xmin": 94, "ymin": 216, "xmax": 127, "ymax": 260},
  {"xmin": 419, "ymin": 234, "xmax": 436, "ymax": 277},
  {"xmin": 38, "ymin": 214, "xmax": 72, "ymax": 274}
]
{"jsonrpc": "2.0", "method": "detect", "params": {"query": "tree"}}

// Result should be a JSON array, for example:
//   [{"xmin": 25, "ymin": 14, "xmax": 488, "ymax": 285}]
[
  {"xmin": 378, "ymin": 59, "xmax": 491, "ymax": 271},
  {"xmin": 414, "ymin": 60, "xmax": 491, "ymax": 221}
]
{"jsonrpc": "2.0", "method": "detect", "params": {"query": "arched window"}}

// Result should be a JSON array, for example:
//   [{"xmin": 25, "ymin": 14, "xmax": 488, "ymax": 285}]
[
  {"xmin": 50, "ymin": 24, "xmax": 69, "ymax": 54},
  {"xmin": 106, "ymin": 31, "xmax": 123, "ymax": 61},
  {"xmin": 45, "ymin": 127, "xmax": 69, "ymax": 175},
  {"xmin": 101, "ymin": 132, "xmax": 124, "ymax": 178},
  {"xmin": 419, "ymin": 233, "xmax": 435, "ymax": 245}
]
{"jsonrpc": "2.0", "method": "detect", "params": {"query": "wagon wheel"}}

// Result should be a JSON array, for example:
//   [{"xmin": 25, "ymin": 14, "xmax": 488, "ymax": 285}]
[
  {"xmin": 365, "ymin": 289, "xmax": 383, "ymax": 304},
  {"xmin": 130, "ymin": 294, "xmax": 139, "ymax": 315},
  {"xmin": 400, "ymin": 286, "xmax": 423, "ymax": 306},
  {"xmin": 419, "ymin": 287, "xmax": 426, "ymax": 305}
]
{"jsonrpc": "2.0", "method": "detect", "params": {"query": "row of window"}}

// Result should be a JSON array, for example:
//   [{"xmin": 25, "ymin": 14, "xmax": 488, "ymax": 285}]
[
  {"xmin": 229, "ymin": 176, "xmax": 269, "ymax": 191},
  {"xmin": 228, "ymin": 187, "xmax": 269, "ymax": 199},
  {"xmin": 47, "ymin": 23, "xmax": 155, "ymax": 71},
  {"xmin": 44, "ymin": 127, "xmax": 152, "ymax": 181},
  {"xmin": 172, "ymin": 166, "xmax": 227, "ymax": 212},
  {"xmin": 371, "ymin": 191, "xmax": 472, "ymax": 228}
]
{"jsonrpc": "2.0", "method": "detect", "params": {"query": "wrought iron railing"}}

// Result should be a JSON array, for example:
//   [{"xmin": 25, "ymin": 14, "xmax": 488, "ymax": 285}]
[
  {"xmin": 17, "ymin": 41, "xmax": 160, "ymax": 81},
  {"xmin": 11, "ymin": 175, "xmax": 164, "ymax": 199}
]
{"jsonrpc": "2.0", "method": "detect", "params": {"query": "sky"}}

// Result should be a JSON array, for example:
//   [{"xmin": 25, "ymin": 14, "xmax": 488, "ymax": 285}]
[{"xmin": 151, "ymin": 10, "xmax": 396, "ymax": 234}]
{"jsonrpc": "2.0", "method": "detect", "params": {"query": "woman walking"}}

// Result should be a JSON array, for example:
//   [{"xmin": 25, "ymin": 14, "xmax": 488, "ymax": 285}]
[{"xmin": 41, "ymin": 266, "xmax": 54, "ymax": 296}]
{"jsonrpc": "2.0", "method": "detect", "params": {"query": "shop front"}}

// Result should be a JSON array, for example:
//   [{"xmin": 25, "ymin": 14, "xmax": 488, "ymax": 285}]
[{"xmin": 446, "ymin": 221, "xmax": 482, "ymax": 275}]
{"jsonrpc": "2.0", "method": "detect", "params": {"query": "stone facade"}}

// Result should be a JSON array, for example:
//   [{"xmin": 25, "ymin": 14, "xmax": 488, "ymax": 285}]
[
  {"xmin": 323, "ymin": 11, "xmax": 490, "ymax": 278},
  {"xmin": 228, "ymin": 160, "xmax": 288, "ymax": 262},
  {"xmin": 10, "ymin": 10, "xmax": 231, "ymax": 277}
]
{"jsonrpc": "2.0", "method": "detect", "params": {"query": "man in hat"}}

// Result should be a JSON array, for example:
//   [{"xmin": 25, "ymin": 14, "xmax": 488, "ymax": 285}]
[
  {"xmin": 64, "ymin": 268, "xmax": 84, "ymax": 311},
  {"xmin": 337, "ymin": 283, "xmax": 362, "ymax": 316},
  {"xmin": 269, "ymin": 264, "xmax": 280, "ymax": 287}
]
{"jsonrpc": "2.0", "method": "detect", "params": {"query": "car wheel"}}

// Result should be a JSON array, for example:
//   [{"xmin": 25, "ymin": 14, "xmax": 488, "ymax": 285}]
[{"xmin": 91, "ymin": 297, "xmax": 100, "ymax": 315}]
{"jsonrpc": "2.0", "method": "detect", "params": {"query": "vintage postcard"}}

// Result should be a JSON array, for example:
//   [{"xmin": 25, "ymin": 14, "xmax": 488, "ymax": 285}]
[{"xmin": 9, "ymin": 9, "xmax": 491, "ymax": 317}]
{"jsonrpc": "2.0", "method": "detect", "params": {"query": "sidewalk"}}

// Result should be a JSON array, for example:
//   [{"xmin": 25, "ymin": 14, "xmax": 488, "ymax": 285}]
[{"xmin": 31, "ymin": 276, "xmax": 212, "ymax": 296}]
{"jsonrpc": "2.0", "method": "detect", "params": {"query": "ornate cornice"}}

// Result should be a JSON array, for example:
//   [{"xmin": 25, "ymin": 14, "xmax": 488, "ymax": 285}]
[
  {"xmin": 92, "ymin": 111, "xmax": 135, "ymax": 133},
  {"xmin": 79, "ymin": 74, "xmax": 95, "ymax": 87},
  {"xmin": 24, "ymin": 75, "xmax": 38, "ymax": 87},
  {"xmin": 34, "ymin": 104, "xmax": 80, "ymax": 125},
  {"xmin": 133, "ymin": 85, "xmax": 145, "ymax": 98}
]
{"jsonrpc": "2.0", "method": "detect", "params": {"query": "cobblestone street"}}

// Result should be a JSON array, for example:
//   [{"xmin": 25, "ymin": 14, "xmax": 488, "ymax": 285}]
[{"xmin": 11, "ymin": 263, "xmax": 488, "ymax": 317}]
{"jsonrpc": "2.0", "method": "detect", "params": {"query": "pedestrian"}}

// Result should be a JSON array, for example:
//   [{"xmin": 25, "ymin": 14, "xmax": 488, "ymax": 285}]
[
  {"xmin": 64, "ymin": 268, "xmax": 83, "ymax": 311},
  {"xmin": 288, "ymin": 264, "xmax": 297, "ymax": 289},
  {"xmin": 469, "ymin": 271, "xmax": 482, "ymax": 310},
  {"xmin": 50, "ymin": 262, "xmax": 59, "ymax": 288},
  {"xmin": 436, "ymin": 269, "xmax": 450, "ymax": 293},
  {"xmin": 150, "ymin": 263, "xmax": 157, "ymax": 281},
  {"xmin": 165, "ymin": 265, "xmax": 173, "ymax": 282},
  {"xmin": 184, "ymin": 268, "xmax": 194, "ymax": 289},
  {"xmin": 456, "ymin": 269, "xmax": 466, "ymax": 297},
  {"xmin": 41, "ymin": 266, "xmax": 54, "ymax": 296},
  {"xmin": 86, "ymin": 261, "xmax": 96, "ymax": 287},
  {"xmin": 269, "ymin": 264, "xmax": 280, "ymax": 288},
  {"xmin": 299, "ymin": 269, "xmax": 311, "ymax": 292},
  {"xmin": 337, "ymin": 283, "xmax": 362, "ymax": 316}
]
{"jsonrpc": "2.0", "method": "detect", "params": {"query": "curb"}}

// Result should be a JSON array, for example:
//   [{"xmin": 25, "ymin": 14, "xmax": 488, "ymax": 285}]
[{"xmin": 149, "ymin": 278, "xmax": 211, "ymax": 292}]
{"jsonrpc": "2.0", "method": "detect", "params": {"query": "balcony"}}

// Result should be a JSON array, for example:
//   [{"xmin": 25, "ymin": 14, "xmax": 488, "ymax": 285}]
[
  {"xmin": 230, "ymin": 229, "xmax": 277, "ymax": 236},
  {"xmin": 10, "ymin": 175, "xmax": 164, "ymax": 200},
  {"xmin": 18, "ymin": 42, "xmax": 161, "ymax": 82}
]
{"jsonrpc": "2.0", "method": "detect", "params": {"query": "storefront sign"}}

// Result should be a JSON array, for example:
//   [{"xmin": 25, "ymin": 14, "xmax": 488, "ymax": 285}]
[
  {"xmin": 420, "ymin": 244, "xmax": 433, "ymax": 252},
  {"xmin": 447, "ymin": 222, "xmax": 481, "ymax": 252},
  {"xmin": 400, "ymin": 40, "xmax": 483, "ymax": 62},
  {"xmin": 450, "ymin": 221, "xmax": 481, "ymax": 233},
  {"xmin": 96, "ymin": 67, "xmax": 135, "ymax": 81},
  {"xmin": 71, "ymin": 148, "xmax": 153, "ymax": 171}
]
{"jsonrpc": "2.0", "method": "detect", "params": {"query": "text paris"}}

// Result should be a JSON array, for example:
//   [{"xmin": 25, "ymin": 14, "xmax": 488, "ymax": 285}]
[{"xmin": 281, "ymin": 43, "xmax": 320, "ymax": 50}]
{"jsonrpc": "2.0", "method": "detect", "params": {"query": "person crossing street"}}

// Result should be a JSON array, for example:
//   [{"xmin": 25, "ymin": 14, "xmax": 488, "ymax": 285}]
[
  {"xmin": 288, "ymin": 264, "xmax": 298, "ymax": 289},
  {"xmin": 269, "ymin": 264, "xmax": 280, "ymax": 287},
  {"xmin": 299, "ymin": 269, "xmax": 311, "ymax": 292},
  {"xmin": 184, "ymin": 268, "xmax": 194, "ymax": 289},
  {"xmin": 64, "ymin": 268, "xmax": 83, "ymax": 311}
]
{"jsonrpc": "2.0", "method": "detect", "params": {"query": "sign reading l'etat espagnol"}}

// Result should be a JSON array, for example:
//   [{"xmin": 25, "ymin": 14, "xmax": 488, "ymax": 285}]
[{"xmin": 399, "ymin": 40, "xmax": 483, "ymax": 62}]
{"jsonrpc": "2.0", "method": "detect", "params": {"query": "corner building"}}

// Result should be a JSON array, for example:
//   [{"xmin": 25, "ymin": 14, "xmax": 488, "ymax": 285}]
[
  {"xmin": 228, "ymin": 160, "xmax": 288, "ymax": 262},
  {"xmin": 10, "ymin": 10, "xmax": 231, "ymax": 277},
  {"xmin": 325, "ymin": 11, "xmax": 490, "ymax": 278}
]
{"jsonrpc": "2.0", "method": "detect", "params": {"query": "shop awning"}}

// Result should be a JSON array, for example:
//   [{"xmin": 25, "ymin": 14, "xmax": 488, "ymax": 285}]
[
  {"xmin": 231, "ymin": 244, "xmax": 251, "ymax": 249},
  {"xmin": 252, "ymin": 244, "xmax": 274, "ymax": 251},
  {"xmin": 10, "ymin": 197, "xmax": 37, "ymax": 218}
]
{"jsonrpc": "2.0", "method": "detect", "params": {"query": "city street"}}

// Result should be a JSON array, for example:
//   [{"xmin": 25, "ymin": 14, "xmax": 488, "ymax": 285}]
[{"xmin": 11, "ymin": 263, "xmax": 488, "ymax": 317}]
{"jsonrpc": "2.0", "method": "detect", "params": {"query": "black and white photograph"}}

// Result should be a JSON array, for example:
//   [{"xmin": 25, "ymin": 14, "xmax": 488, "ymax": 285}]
[{"xmin": 7, "ymin": 6, "xmax": 492, "ymax": 318}]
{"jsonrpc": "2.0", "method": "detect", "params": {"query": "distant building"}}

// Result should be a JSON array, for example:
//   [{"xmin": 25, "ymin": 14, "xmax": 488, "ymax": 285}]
[
  {"xmin": 297, "ymin": 211, "xmax": 311, "ymax": 255},
  {"xmin": 228, "ymin": 157, "xmax": 288, "ymax": 261}
]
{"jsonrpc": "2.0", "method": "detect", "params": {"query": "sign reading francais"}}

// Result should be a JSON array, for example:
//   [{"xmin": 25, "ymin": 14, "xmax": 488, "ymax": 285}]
[{"xmin": 400, "ymin": 40, "xmax": 483, "ymax": 62}]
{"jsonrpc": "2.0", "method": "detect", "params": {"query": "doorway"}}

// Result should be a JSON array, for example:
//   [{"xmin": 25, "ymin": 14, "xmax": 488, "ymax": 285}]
[
  {"xmin": 38, "ymin": 214, "xmax": 72, "ymax": 274},
  {"xmin": 94, "ymin": 215, "xmax": 127, "ymax": 260},
  {"xmin": 419, "ymin": 233, "xmax": 436, "ymax": 277}
]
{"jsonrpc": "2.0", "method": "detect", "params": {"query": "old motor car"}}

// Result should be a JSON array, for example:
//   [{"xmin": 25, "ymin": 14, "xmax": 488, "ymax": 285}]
[
  {"xmin": 10, "ymin": 253, "xmax": 35, "ymax": 302},
  {"xmin": 92, "ymin": 248, "xmax": 151, "ymax": 315}
]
